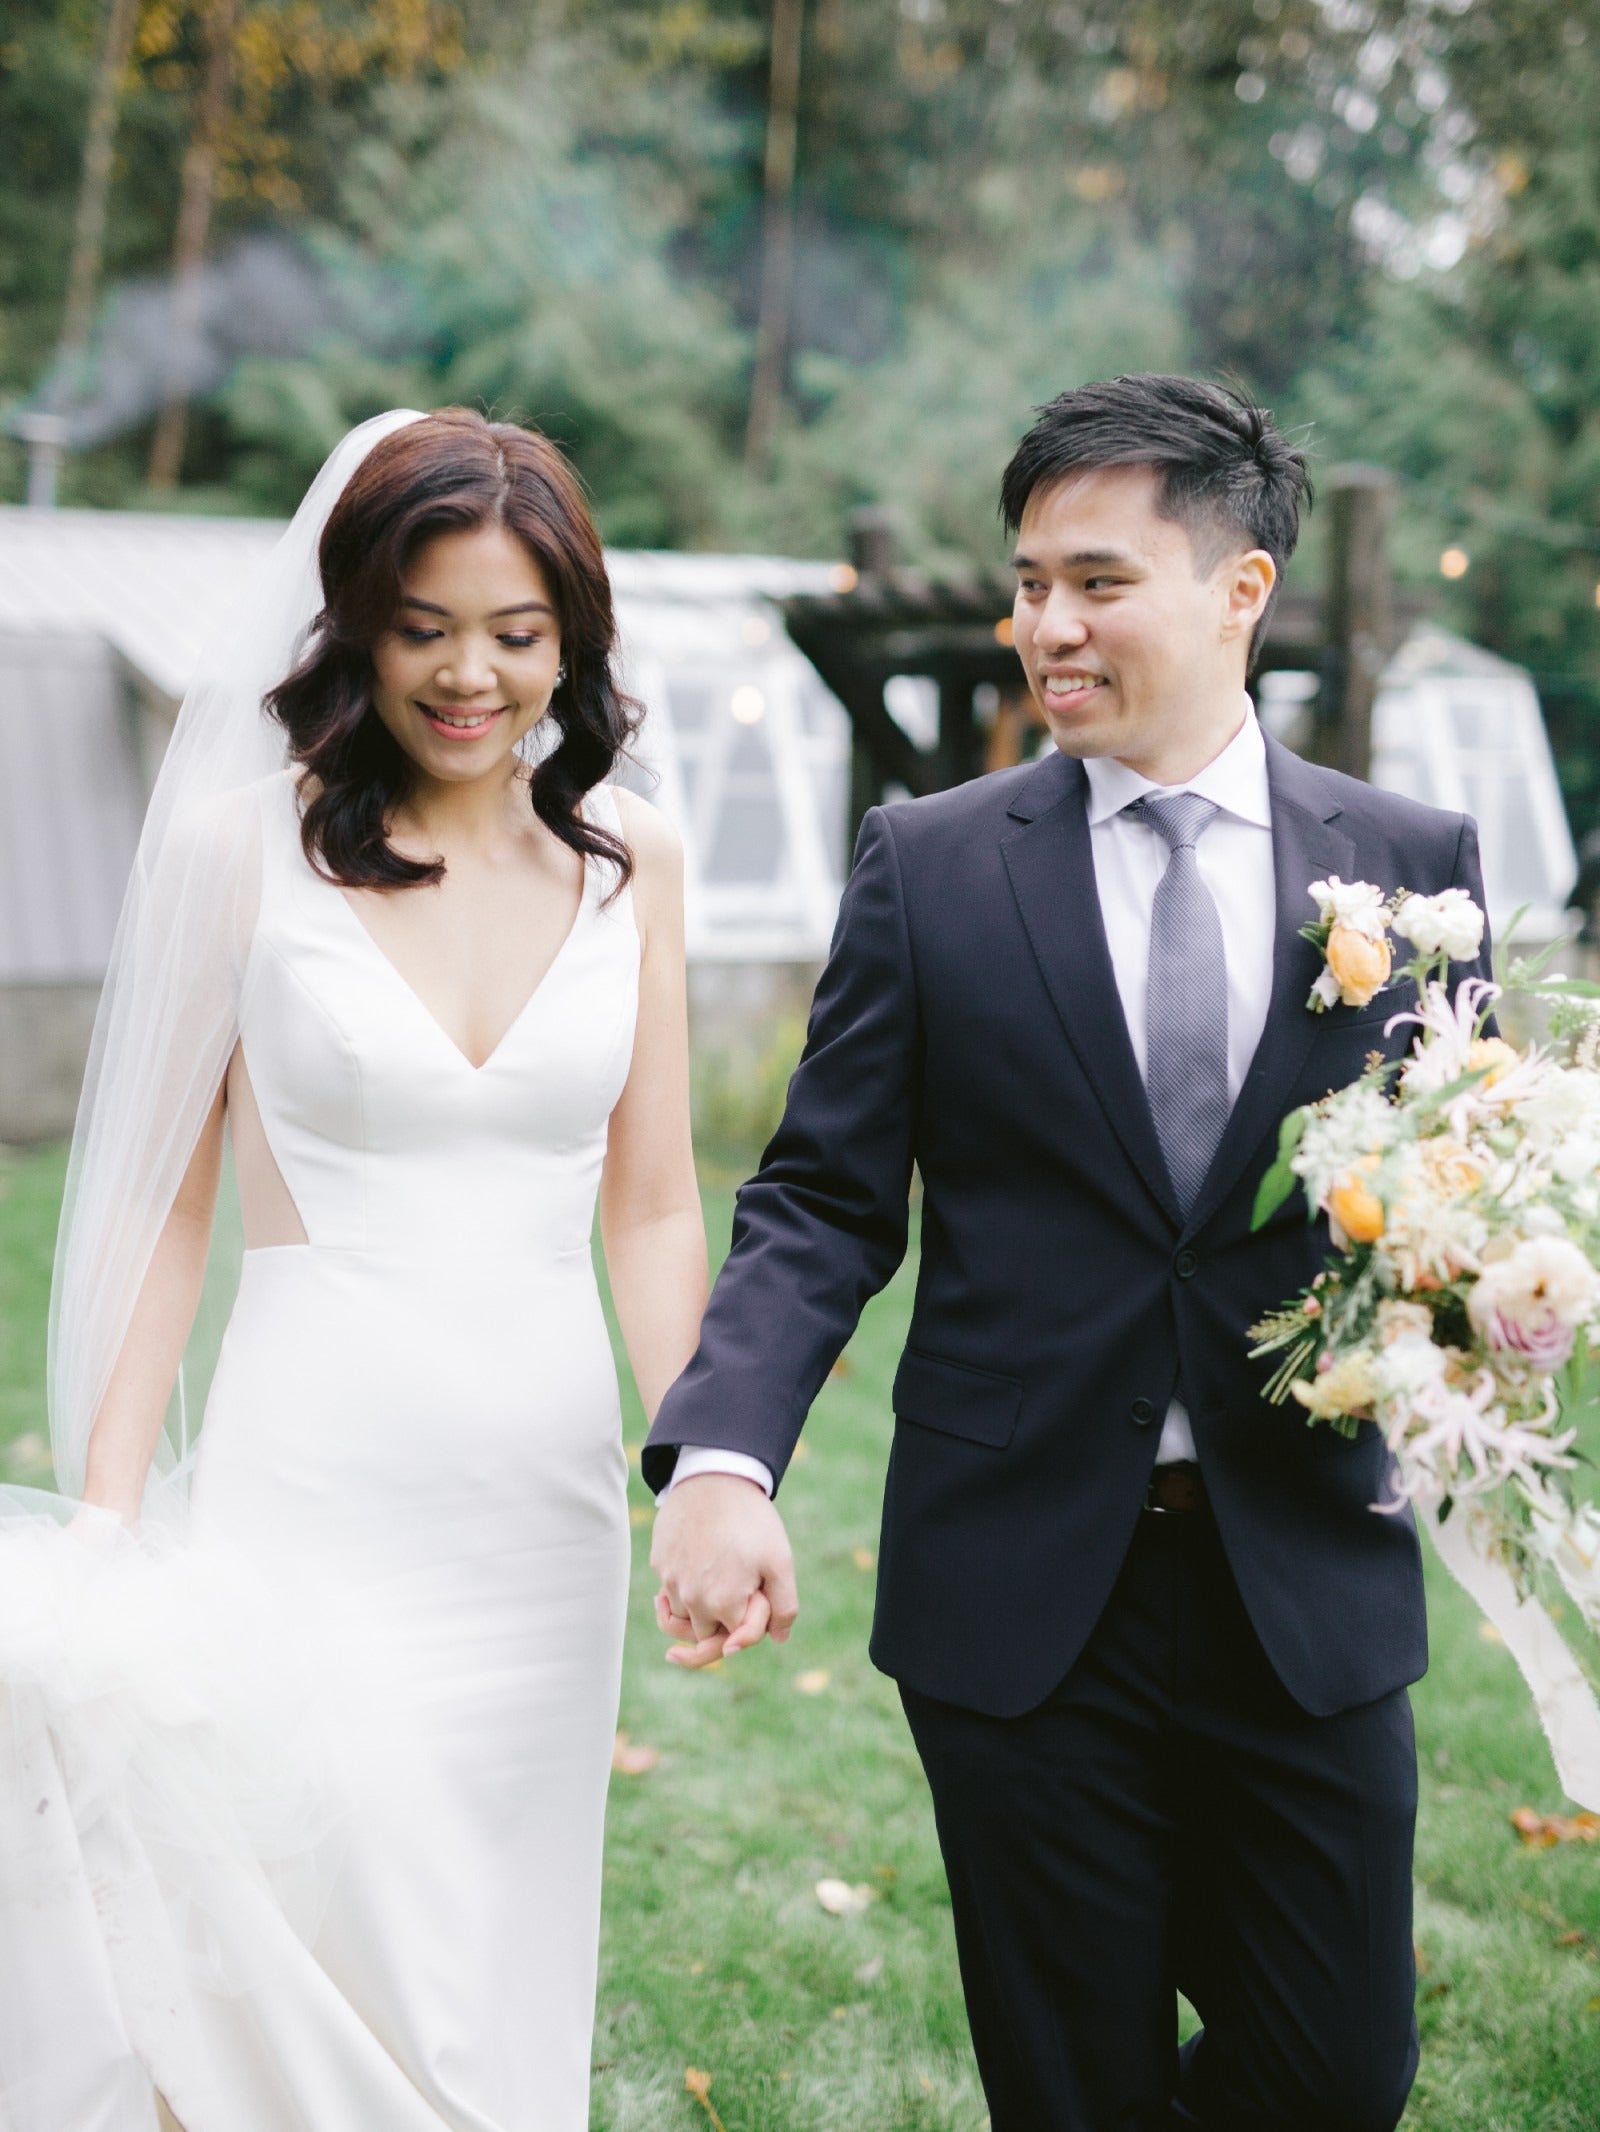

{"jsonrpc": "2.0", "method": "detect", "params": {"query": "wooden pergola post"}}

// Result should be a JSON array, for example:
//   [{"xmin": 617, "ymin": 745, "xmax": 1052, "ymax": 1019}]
[{"xmin": 1319, "ymin": 464, "xmax": 1397, "ymax": 783}]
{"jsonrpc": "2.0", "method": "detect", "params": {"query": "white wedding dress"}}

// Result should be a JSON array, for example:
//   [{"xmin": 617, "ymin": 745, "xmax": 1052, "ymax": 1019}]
[{"xmin": 0, "ymin": 772, "xmax": 639, "ymax": 2132}]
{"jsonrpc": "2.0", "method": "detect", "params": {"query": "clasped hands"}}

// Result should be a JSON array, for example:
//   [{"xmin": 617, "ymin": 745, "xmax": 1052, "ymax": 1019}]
[{"xmin": 650, "ymin": 1473, "xmax": 799, "ymax": 1668}]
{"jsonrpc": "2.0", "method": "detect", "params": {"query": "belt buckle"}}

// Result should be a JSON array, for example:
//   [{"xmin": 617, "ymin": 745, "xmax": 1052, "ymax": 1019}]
[{"xmin": 1145, "ymin": 1462, "xmax": 1202, "ymax": 1516}]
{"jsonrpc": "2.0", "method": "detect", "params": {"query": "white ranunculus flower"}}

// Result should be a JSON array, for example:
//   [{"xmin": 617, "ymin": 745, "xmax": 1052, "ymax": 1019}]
[
  {"xmin": 1436, "ymin": 898, "xmax": 1487, "ymax": 961},
  {"xmin": 1514, "ymin": 1067, "xmax": 1600, "ymax": 1153},
  {"xmin": 1469, "ymin": 1235, "xmax": 1599, "ymax": 1342},
  {"xmin": 1292, "ymin": 1084, "xmax": 1399, "ymax": 1204},
  {"xmin": 1392, "ymin": 889, "xmax": 1485, "ymax": 961},
  {"xmin": 1549, "ymin": 1137, "xmax": 1600, "ymax": 1188},
  {"xmin": 1374, "ymin": 1328, "xmax": 1448, "ymax": 1402},
  {"xmin": 1308, "ymin": 875, "xmax": 1388, "ymax": 939}
]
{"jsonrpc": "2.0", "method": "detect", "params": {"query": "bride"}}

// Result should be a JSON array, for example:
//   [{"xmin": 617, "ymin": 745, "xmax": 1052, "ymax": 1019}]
[{"xmin": 0, "ymin": 409, "xmax": 707, "ymax": 2130}]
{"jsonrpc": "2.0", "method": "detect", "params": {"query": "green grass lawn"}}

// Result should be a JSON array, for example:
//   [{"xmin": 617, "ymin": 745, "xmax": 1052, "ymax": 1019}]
[{"xmin": 3, "ymin": 1145, "xmax": 1599, "ymax": 2129}]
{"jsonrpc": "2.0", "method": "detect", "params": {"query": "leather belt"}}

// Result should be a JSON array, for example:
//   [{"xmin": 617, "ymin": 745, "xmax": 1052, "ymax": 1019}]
[{"xmin": 1144, "ymin": 1461, "xmax": 1207, "ymax": 1515}]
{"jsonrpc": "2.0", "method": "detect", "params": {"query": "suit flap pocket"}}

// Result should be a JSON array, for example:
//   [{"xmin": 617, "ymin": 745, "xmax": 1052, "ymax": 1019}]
[
  {"xmin": 1320, "ymin": 988, "xmax": 1407, "ymax": 1030},
  {"xmin": 891, "ymin": 1349, "xmax": 1022, "ymax": 1449}
]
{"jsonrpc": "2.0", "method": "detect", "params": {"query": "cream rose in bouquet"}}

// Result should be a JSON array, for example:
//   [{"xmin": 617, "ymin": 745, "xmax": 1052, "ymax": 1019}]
[{"xmin": 1251, "ymin": 886, "xmax": 1600, "ymax": 1808}]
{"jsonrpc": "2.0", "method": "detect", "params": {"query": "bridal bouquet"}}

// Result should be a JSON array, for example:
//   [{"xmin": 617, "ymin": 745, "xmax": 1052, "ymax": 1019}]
[{"xmin": 1249, "ymin": 882, "xmax": 1600, "ymax": 1802}]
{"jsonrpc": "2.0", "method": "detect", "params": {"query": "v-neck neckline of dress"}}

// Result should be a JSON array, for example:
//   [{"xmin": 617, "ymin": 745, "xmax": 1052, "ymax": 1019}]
[{"xmin": 329, "ymin": 855, "xmax": 592, "ymax": 1074}]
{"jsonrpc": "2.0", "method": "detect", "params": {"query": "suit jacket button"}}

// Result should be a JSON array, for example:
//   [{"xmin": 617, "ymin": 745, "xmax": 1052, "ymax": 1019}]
[
  {"xmin": 1174, "ymin": 1249, "xmax": 1199, "ymax": 1279},
  {"xmin": 1130, "ymin": 1398, "xmax": 1156, "ymax": 1427}
]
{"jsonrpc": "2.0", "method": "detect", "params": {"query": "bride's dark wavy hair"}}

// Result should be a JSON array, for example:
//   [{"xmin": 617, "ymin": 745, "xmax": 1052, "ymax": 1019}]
[{"xmin": 267, "ymin": 408, "xmax": 639, "ymax": 892}]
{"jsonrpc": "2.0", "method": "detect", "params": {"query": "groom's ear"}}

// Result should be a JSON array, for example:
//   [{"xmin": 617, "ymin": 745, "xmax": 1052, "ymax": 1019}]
[{"xmin": 1217, "ymin": 548, "xmax": 1276, "ymax": 650}]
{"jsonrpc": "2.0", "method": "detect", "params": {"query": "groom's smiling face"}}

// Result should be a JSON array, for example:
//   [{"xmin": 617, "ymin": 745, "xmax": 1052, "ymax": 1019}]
[{"xmin": 1010, "ymin": 465, "xmax": 1274, "ymax": 784}]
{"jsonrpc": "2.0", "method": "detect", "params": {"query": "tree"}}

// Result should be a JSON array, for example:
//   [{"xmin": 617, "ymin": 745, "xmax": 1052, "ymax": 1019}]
[
  {"xmin": 55, "ymin": 0, "xmax": 142, "ymax": 386},
  {"xmin": 136, "ymin": 0, "xmax": 465, "ymax": 486},
  {"xmin": 744, "ymin": 0, "xmax": 803, "ymax": 473},
  {"xmin": 147, "ymin": 0, "xmax": 236, "ymax": 486}
]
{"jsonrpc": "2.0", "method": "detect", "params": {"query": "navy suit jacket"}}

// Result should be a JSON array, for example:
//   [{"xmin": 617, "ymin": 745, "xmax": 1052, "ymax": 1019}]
[{"xmin": 645, "ymin": 736, "xmax": 1493, "ymax": 1719}]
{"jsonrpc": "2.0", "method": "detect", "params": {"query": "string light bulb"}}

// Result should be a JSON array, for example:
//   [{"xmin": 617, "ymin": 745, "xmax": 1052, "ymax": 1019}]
[{"xmin": 1440, "ymin": 547, "xmax": 1470, "ymax": 579}]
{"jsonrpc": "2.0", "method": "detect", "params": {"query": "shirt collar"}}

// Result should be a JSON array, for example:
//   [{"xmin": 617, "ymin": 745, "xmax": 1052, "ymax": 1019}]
[{"xmin": 1081, "ymin": 700, "xmax": 1271, "ymax": 829}]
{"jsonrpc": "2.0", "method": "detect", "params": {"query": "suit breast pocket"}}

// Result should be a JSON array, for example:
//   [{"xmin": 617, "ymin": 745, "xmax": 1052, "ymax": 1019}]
[
  {"xmin": 1315, "ymin": 987, "xmax": 1409, "ymax": 1035},
  {"xmin": 891, "ymin": 1348, "xmax": 1023, "ymax": 1450}
]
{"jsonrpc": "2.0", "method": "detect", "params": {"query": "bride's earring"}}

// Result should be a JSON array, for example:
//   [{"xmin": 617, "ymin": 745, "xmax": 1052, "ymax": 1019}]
[{"xmin": 554, "ymin": 663, "xmax": 568, "ymax": 688}]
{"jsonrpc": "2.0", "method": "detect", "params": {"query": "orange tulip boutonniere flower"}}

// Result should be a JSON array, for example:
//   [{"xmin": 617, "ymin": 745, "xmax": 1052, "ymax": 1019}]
[{"xmin": 1304, "ymin": 876, "xmax": 1401, "ymax": 1012}]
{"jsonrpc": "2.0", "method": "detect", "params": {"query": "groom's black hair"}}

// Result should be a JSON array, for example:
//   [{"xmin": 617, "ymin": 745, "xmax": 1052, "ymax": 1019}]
[{"xmin": 999, "ymin": 374, "xmax": 1312, "ymax": 671}]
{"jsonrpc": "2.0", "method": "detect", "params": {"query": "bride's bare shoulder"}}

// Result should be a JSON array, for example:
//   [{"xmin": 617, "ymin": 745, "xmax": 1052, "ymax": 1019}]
[
  {"xmin": 609, "ymin": 785, "xmax": 682, "ymax": 877},
  {"xmin": 607, "ymin": 787, "xmax": 682, "ymax": 947}
]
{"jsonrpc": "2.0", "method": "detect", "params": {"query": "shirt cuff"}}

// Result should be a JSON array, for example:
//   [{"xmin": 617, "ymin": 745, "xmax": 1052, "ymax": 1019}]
[{"xmin": 662, "ymin": 1446, "xmax": 777, "ymax": 1498}]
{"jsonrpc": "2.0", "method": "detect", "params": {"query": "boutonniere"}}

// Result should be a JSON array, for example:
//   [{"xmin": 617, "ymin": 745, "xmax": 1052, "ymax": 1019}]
[
  {"xmin": 1303, "ymin": 877, "xmax": 1400, "ymax": 1012},
  {"xmin": 1302, "ymin": 879, "xmax": 1488, "ymax": 1013}
]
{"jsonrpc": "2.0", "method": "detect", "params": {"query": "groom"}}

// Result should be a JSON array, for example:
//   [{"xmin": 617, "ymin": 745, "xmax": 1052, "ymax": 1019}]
[{"xmin": 645, "ymin": 375, "xmax": 1492, "ymax": 2131}]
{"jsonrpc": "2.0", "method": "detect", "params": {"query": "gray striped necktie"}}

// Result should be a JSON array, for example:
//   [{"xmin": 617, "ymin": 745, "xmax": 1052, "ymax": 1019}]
[{"xmin": 1129, "ymin": 792, "xmax": 1230, "ymax": 1216}]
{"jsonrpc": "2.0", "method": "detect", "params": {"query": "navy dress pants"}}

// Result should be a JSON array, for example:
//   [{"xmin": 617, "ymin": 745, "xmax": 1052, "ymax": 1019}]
[{"xmin": 899, "ymin": 1503, "xmax": 1420, "ymax": 2132}]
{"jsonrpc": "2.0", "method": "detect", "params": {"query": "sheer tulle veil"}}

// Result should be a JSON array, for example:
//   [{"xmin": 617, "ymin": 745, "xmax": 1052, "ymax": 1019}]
[
  {"xmin": 0, "ymin": 419, "xmax": 427, "ymax": 2117},
  {"xmin": 41, "ymin": 409, "xmax": 425, "ymax": 1522}
]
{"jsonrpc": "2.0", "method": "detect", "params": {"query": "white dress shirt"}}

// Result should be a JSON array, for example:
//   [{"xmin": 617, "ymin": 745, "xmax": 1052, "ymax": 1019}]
[
  {"xmin": 667, "ymin": 701, "xmax": 1278, "ymax": 1495},
  {"xmin": 1081, "ymin": 701, "xmax": 1276, "ymax": 1460}
]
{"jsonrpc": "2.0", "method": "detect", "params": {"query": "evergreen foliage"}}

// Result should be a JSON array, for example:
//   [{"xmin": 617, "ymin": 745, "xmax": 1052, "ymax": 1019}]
[{"xmin": 4, "ymin": 1, "xmax": 1600, "ymax": 813}]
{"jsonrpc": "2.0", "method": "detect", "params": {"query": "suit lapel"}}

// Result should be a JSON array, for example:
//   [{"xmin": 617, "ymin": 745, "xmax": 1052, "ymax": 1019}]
[
  {"xmin": 1182, "ymin": 737, "xmax": 1355, "ymax": 1235},
  {"xmin": 1000, "ymin": 752, "xmax": 1181, "ymax": 1226}
]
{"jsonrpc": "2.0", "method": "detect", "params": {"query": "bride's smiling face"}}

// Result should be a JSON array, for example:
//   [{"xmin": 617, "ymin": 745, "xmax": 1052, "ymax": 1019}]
[{"xmin": 369, "ymin": 522, "xmax": 564, "ymax": 784}]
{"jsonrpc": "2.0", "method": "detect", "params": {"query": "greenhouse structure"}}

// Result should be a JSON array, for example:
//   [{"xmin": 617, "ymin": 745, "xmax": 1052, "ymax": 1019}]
[{"xmin": 0, "ymin": 503, "xmax": 1581, "ymax": 1139}]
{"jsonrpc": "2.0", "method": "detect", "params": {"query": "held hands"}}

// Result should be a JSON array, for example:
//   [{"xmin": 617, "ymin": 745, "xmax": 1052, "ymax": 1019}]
[{"xmin": 650, "ymin": 1473, "xmax": 799, "ymax": 1669}]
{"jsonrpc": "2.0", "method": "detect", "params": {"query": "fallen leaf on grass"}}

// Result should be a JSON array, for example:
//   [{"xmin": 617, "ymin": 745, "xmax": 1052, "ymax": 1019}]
[
  {"xmin": 625, "ymin": 1444, "xmax": 642, "ymax": 1466},
  {"xmin": 852, "ymin": 1546, "xmax": 876, "ymax": 1571},
  {"xmin": 1478, "ymin": 1620, "xmax": 1505, "ymax": 1645},
  {"xmin": 684, "ymin": 2067, "xmax": 726, "ymax": 2131},
  {"xmin": 829, "ymin": 1356, "xmax": 854, "ymax": 1380},
  {"xmin": 611, "ymin": 1731, "xmax": 661, "ymax": 1776},
  {"xmin": 790, "ymin": 1440, "xmax": 810, "ymax": 1463},
  {"xmin": 795, "ymin": 1668, "xmax": 831, "ymax": 1694},
  {"xmin": 4, "ymin": 1432, "xmax": 49, "ymax": 1476},
  {"xmin": 1557, "ymin": 1929, "xmax": 1588, "ymax": 1947},
  {"xmin": 629, "ymin": 1505, "xmax": 652, "ymax": 1527},
  {"xmin": 854, "ymin": 1954, "xmax": 884, "ymax": 1983},
  {"xmin": 815, "ymin": 1877, "xmax": 875, "ymax": 1915},
  {"xmin": 1588, "ymin": 1997, "xmax": 1600, "ymax": 2013},
  {"xmin": 1510, "ymin": 1807, "xmax": 1600, "ymax": 1847}
]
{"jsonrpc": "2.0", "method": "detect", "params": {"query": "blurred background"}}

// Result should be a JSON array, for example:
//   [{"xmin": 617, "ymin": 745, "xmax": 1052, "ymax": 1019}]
[
  {"xmin": 6, "ymin": 14, "xmax": 1600, "ymax": 2125},
  {"xmin": 6, "ymin": 0, "xmax": 1600, "ymax": 1154}
]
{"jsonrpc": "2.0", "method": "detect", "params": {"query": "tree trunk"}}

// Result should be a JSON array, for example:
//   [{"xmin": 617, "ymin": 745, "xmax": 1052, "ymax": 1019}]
[
  {"xmin": 147, "ymin": 0, "xmax": 237, "ymax": 491},
  {"xmin": 54, "ymin": 0, "xmax": 140, "ymax": 382},
  {"xmin": 743, "ymin": 0, "xmax": 804, "ymax": 476}
]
